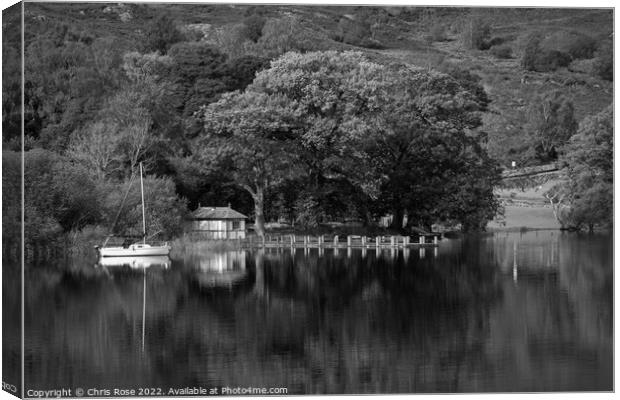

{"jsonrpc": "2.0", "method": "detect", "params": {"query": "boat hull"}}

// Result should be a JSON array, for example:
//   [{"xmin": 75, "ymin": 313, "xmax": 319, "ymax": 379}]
[{"xmin": 98, "ymin": 244, "xmax": 171, "ymax": 257}]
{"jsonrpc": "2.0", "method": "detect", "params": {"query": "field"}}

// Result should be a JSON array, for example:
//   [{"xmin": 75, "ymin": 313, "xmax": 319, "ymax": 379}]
[{"xmin": 488, "ymin": 205, "xmax": 561, "ymax": 231}]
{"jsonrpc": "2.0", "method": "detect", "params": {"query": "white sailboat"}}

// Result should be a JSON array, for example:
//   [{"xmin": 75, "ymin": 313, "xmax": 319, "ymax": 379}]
[{"xmin": 96, "ymin": 163, "xmax": 171, "ymax": 258}]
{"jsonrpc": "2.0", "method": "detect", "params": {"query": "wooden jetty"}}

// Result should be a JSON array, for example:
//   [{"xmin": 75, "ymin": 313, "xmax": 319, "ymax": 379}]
[{"xmin": 240, "ymin": 234, "xmax": 442, "ymax": 249}]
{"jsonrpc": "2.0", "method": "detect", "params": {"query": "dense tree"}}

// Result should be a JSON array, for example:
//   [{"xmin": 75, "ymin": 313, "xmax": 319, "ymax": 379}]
[
  {"xmin": 198, "ymin": 51, "xmax": 499, "ymax": 233},
  {"xmin": 142, "ymin": 14, "xmax": 185, "ymax": 54},
  {"xmin": 101, "ymin": 175, "xmax": 187, "ymax": 239},
  {"xmin": 525, "ymin": 91, "xmax": 577, "ymax": 162},
  {"xmin": 593, "ymin": 39, "xmax": 613, "ymax": 81},
  {"xmin": 547, "ymin": 105, "xmax": 612, "ymax": 231},
  {"xmin": 23, "ymin": 25, "xmax": 126, "ymax": 151},
  {"xmin": 13, "ymin": 149, "xmax": 103, "ymax": 244},
  {"xmin": 197, "ymin": 91, "xmax": 304, "ymax": 236},
  {"xmin": 522, "ymin": 32, "xmax": 571, "ymax": 72},
  {"xmin": 2, "ymin": 7, "xmax": 22, "ymax": 146},
  {"xmin": 67, "ymin": 121, "xmax": 123, "ymax": 181},
  {"xmin": 166, "ymin": 42, "xmax": 231, "ymax": 117},
  {"xmin": 242, "ymin": 14, "xmax": 266, "ymax": 43}
]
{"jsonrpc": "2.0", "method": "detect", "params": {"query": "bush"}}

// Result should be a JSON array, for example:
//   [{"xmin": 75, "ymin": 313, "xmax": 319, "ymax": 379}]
[
  {"xmin": 142, "ymin": 14, "xmax": 185, "ymax": 54},
  {"xmin": 593, "ymin": 40, "xmax": 613, "ymax": 81},
  {"xmin": 338, "ymin": 16, "xmax": 372, "ymax": 47},
  {"xmin": 460, "ymin": 17, "xmax": 490, "ymax": 50},
  {"xmin": 566, "ymin": 35, "xmax": 598, "ymax": 59},
  {"xmin": 490, "ymin": 44, "xmax": 512, "ymax": 59},
  {"xmin": 542, "ymin": 30, "xmax": 598, "ymax": 60},
  {"xmin": 359, "ymin": 37, "xmax": 384, "ymax": 49},
  {"xmin": 522, "ymin": 32, "xmax": 543, "ymax": 70},
  {"xmin": 537, "ymin": 50, "xmax": 572, "ymax": 71},
  {"xmin": 522, "ymin": 33, "xmax": 571, "ymax": 72},
  {"xmin": 242, "ymin": 14, "xmax": 265, "ymax": 43},
  {"xmin": 428, "ymin": 24, "xmax": 447, "ymax": 42},
  {"xmin": 479, "ymin": 36, "xmax": 506, "ymax": 50}
]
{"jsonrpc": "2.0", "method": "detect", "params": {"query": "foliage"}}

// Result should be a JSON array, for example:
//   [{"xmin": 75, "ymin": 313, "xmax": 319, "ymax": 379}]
[
  {"xmin": 67, "ymin": 121, "xmax": 124, "ymax": 181},
  {"xmin": 242, "ymin": 14, "xmax": 266, "ymax": 43},
  {"xmin": 542, "ymin": 30, "xmax": 598, "ymax": 60},
  {"xmin": 254, "ymin": 16, "xmax": 333, "ymax": 57},
  {"xmin": 336, "ymin": 16, "xmax": 371, "ymax": 45},
  {"xmin": 142, "ymin": 14, "xmax": 185, "ymax": 54},
  {"xmin": 551, "ymin": 105, "xmax": 613, "ymax": 230},
  {"xmin": 197, "ymin": 51, "xmax": 500, "ymax": 233},
  {"xmin": 483, "ymin": 36, "xmax": 506, "ymax": 49},
  {"xmin": 2, "ymin": 151, "xmax": 22, "ymax": 241},
  {"xmin": 566, "ymin": 34, "xmax": 598, "ymax": 59},
  {"xmin": 293, "ymin": 193, "xmax": 327, "ymax": 228},
  {"xmin": 436, "ymin": 63, "xmax": 490, "ymax": 111},
  {"xmin": 522, "ymin": 33, "xmax": 571, "ymax": 72},
  {"xmin": 197, "ymin": 90, "xmax": 304, "ymax": 236},
  {"xmin": 525, "ymin": 91, "xmax": 577, "ymax": 162},
  {"xmin": 225, "ymin": 55, "xmax": 270, "ymax": 90},
  {"xmin": 460, "ymin": 17, "xmax": 490, "ymax": 50},
  {"xmin": 166, "ymin": 42, "xmax": 230, "ymax": 115},
  {"xmin": 593, "ymin": 39, "xmax": 613, "ymax": 81},
  {"xmin": 2, "ymin": 9, "xmax": 21, "ymax": 145},
  {"xmin": 101, "ymin": 175, "xmax": 188, "ymax": 239},
  {"xmin": 8, "ymin": 149, "xmax": 104, "ymax": 244},
  {"xmin": 428, "ymin": 24, "xmax": 448, "ymax": 42},
  {"xmin": 490, "ymin": 44, "xmax": 512, "ymax": 59},
  {"xmin": 24, "ymin": 30, "xmax": 126, "ymax": 151}
]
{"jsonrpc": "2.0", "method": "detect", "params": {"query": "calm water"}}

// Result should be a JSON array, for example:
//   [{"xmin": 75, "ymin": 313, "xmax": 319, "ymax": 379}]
[{"xmin": 8, "ymin": 231, "xmax": 613, "ymax": 394}]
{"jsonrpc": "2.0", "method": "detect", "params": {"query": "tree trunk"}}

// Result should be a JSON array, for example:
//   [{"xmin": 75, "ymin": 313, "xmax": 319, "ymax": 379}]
[{"xmin": 253, "ymin": 188, "xmax": 266, "ymax": 237}]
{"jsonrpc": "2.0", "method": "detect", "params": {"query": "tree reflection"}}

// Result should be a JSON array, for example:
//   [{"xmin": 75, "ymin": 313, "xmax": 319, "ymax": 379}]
[{"xmin": 23, "ymin": 235, "xmax": 612, "ymax": 393}]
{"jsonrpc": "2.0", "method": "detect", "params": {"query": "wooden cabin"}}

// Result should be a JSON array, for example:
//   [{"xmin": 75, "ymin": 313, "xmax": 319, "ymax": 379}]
[{"xmin": 188, "ymin": 206, "xmax": 247, "ymax": 239}]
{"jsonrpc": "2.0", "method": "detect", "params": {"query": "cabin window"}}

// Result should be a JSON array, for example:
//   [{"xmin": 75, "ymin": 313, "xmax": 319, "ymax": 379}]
[{"xmin": 232, "ymin": 220, "xmax": 240, "ymax": 230}]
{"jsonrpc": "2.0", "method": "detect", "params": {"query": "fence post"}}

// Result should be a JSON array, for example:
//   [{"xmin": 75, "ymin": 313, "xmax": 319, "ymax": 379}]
[
  {"xmin": 361, "ymin": 236, "xmax": 366, "ymax": 247},
  {"xmin": 420, "ymin": 235, "xmax": 425, "ymax": 245},
  {"xmin": 390, "ymin": 236, "xmax": 395, "ymax": 247},
  {"xmin": 347, "ymin": 236, "xmax": 352, "ymax": 247},
  {"xmin": 334, "ymin": 235, "xmax": 339, "ymax": 247},
  {"xmin": 434, "ymin": 235, "xmax": 438, "ymax": 245},
  {"xmin": 376, "ymin": 236, "xmax": 381, "ymax": 247},
  {"xmin": 304, "ymin": 236, "xmax": 308, "ymax": 247}
]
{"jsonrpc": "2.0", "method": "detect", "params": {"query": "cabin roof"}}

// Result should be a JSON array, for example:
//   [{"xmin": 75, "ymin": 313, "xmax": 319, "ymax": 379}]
[{"xmin": 190, "ymin": 206, "xmax": 247, "ymax": 220}]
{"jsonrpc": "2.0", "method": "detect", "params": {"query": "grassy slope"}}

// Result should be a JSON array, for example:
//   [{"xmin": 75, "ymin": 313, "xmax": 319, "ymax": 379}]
[
  {"xmin": 487, "ymin": 205, "xmax": 561, "ymax": 231},
  {"xmin": 26, "ymin": 5, "xmax": 613, "ymax": 155}
]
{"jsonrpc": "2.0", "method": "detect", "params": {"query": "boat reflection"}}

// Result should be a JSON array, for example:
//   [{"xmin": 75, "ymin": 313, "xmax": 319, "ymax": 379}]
[
  {"xmin": 189, "ymin": 251, "xmax": 248, "ymax": 288},
  {"xmin": 97, "ymin": 255, "xmax": 171, "ymax": 270}
]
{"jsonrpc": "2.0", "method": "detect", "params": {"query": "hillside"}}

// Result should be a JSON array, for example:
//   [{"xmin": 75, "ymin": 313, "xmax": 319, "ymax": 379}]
[{"xmin": 21, "ymin": 3, "xmax": 613, "ymax": 169}]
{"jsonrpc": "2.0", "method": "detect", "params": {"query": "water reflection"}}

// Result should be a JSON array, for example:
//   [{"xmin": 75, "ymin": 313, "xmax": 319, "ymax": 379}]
[
  {"xmin": 20, "ymin": 232, "xmax": 612, "ymax": 393},
  {"xmin": 97, "ymin": 256, "xmax": 171, "ymax": 270},
  {"xmin": 180, "ymin": 251, "xmax": 248, "ymax": 288}
]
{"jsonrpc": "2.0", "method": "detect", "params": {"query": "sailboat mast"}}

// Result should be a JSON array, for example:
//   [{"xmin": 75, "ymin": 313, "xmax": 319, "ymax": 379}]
[{"xmin": 140, "ymin": 162, "xmax": 146, "ymax": 244}]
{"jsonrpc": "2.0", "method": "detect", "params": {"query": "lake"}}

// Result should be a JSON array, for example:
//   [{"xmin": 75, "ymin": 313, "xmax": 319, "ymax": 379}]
[{"xmin": 6, "ymin": 231, "xmax": 613, "ymax": 394}]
